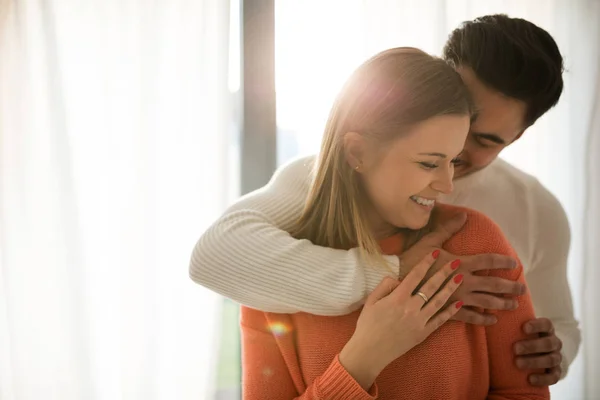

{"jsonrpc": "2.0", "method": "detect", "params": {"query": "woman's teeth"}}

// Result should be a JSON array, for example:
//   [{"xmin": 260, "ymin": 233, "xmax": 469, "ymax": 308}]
[{"xmin": 410, "ymin": 195, "xmax": 435, "ymax": 207}]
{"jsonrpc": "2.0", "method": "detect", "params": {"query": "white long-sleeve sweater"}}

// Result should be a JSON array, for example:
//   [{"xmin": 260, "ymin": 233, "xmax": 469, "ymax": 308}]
[{"xmin": 189, "ymin": 155, "xmax": 580, "ymax": 376}]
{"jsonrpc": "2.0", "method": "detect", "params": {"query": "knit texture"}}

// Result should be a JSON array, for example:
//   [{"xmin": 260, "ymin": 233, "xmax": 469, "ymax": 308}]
[{"xmin": 241, "ymin": 205, "xmax": 550, "ymax": 399}]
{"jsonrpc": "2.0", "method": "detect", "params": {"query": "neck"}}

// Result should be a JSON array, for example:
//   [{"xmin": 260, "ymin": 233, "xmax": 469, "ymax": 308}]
[
  {"xmin": 372, "ymin": 224, "xmax": 399, "ymax": 240},
  {"xmin": 367, "ymin": 210, "xmax": 401, "ymax": 240}
]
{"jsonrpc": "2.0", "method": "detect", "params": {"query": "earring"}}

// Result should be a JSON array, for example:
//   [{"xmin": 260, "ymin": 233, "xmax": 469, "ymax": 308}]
[{"xmin": 354, "ymin": 163, "xmax": 361, "ymax": 171}]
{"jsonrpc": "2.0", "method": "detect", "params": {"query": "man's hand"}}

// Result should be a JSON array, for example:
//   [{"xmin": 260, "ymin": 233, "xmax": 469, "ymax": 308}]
[
  {"xmin": 514, "ymin": 318, "xmax": 563, "ymax": 386},
  {"xmin": 399, "ymin": 212, "xmax": 525, "ymax": 326}
]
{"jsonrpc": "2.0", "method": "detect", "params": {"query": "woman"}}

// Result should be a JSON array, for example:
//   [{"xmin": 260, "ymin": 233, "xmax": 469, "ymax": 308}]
[{"xmin": 241, "ymin": 48, "xmax": 549, "ymax": 399}]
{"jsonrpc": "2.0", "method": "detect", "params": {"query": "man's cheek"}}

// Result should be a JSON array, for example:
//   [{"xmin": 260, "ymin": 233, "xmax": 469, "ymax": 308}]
[{"xmin": 471, "ymin": 149, "xmax": 501, "ymax": 168}]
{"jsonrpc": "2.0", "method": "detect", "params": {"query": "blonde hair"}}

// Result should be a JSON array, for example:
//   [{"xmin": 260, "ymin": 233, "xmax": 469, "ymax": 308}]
[{"xmin": 290, "ymin": 47, "xmax": 474, "ymax": 270}]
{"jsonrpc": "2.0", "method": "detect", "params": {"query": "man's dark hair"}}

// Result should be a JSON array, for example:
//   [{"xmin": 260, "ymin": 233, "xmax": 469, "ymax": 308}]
[{"xmin": 443, "ymin": 14, "xmax": 564, "ymax": 127}]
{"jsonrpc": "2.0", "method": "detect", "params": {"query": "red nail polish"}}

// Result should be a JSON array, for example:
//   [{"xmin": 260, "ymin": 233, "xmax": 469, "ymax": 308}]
[
  {"xmin": 454, "ymin": 274, "xmax": 464, "ymax": 284},
  {"xmin": 432, "ymin": 250, "xmax": 440, "ymax": 259},
  {"xmin": 451, "ymin": 259, "xmax": 461, "ymax": 270},
  {"xmin": 456, "ymin": 301, "xmax": 464, "ymax": 309}
]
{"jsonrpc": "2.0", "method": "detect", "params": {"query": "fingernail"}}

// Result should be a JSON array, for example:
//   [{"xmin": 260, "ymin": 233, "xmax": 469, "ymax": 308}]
[
  {"xmin": 451, "ymin": 259, "xmax": 461, "ymax": 270},
  {"xmin": 454, "ymin": 274, "xmax": 464, "ymax": 284},
  {"xmin": 432, "ymin": 250, "xmax": 440, "ymax": 259},
  {"xmin": 524, "ymin": 324, "xmax": 533, "ymax": 334},
  {"xmin": 455, "ymin": 301, "xmax": 464, "ymax": 309},
  {"xmin": 530, "ymin": 376, "xmax": 538, "ymax": 385},
  {"xmin": 516, "ymin": 358, "xmax": 527, "ymax": 368},
  {"xmin": 515, "ymin": 345, "xmax": 524, "ymax": 355},
  {"xmin": 512, "ymin": 300, "xmax": 519, "ymax": 309}
]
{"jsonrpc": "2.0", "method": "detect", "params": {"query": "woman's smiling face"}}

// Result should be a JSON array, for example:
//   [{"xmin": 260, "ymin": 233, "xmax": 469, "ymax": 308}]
[{"xmin": 353, "ymin": 114, "xmax": 470, "ymax": 236}]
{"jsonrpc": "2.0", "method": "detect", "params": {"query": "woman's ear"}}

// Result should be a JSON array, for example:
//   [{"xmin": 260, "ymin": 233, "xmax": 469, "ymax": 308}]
[{"xmin": 343, "ymin": 131, "xmax": 366, "ymax": 171}]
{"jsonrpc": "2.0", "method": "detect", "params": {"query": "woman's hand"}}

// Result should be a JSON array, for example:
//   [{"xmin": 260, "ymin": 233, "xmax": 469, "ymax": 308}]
[
  {"xmin": 339, "ymin": 251, "xmax": 464, "ymax": 390},
  {"xmin": 398, "ymin": 212, "xmax": 522, "ymax": 326}
]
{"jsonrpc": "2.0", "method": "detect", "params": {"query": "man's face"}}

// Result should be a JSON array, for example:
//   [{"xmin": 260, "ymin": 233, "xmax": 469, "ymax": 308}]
[{"xmin": 453, "ymin": 67, "xmax": 529, "ymax": 179}]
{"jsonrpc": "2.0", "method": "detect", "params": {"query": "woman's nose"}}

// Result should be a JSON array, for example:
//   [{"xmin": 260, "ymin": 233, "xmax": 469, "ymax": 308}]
[{"xmin": 431, "ymin": 168, "xmax": 454, "ymax": 194}]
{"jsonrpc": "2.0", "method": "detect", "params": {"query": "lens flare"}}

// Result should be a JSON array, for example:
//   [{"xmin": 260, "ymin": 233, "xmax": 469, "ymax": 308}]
[{"xmin": 267, "ymin": 321, "xmax": 290, "ymax": 337}]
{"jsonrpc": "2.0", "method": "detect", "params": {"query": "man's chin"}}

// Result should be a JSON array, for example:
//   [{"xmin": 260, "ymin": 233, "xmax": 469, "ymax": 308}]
[{"xmin": 453, "ymin": 170, "xmax": 469, "ymax": 180}]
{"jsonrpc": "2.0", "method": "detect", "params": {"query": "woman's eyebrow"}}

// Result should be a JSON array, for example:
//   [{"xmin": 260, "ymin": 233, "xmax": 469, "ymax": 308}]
[{"xmin": 418, "ymin": 152, "xmax": 447, "ymax": 158}]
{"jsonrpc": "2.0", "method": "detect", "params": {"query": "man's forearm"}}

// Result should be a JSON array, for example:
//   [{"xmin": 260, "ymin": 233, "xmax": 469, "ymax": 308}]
[
  {"xmin": 190, "ymin": 209, "xmax": 399, "ymax": 315},
  {"xmin": 190, "ymin": 155, "xmax": 401, "ymax": 315}
]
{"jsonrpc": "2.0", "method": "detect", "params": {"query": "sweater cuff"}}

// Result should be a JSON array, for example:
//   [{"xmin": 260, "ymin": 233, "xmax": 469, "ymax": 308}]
[
  {"xmin": 315, "ymin": 355, "xmax": 379, "ymax": 400},
  {"xmin": 555, "ymin": 328, "xmax": 579, "ymax": 379}
]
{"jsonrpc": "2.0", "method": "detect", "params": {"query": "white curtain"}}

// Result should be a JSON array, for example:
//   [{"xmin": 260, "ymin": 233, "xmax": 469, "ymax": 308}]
[
  {"xmin": 583, "ymin": 24, "xmax": 600, "ymax": 397},
  {"xmin": 0, "ymin": 0, "xmax": 233, "ymax": 399},
  {"xmin": 275, "ymin": 1, "xmax": 600, "ymax": 398}
]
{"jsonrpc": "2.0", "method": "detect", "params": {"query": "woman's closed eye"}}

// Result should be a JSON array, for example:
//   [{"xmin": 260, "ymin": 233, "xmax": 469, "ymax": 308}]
[
  {"xmin": 418, "ymin": 162, "xmax": 438, "ymax": 170},
  {"xmin": 418, "ymin": 158, "xmax": 461, "ymax": 170}
]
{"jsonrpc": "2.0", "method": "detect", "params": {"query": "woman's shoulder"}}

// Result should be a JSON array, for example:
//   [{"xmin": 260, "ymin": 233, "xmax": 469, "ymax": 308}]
[
  {"xmin": 436, "ymin": 204, "xmax": 521, "ymax": 280},
  {"xmin": 435, "ymin": 203, "xmax": 518, "ymax": 259},
  {"xmin": 435, "ymin": 203, "xmax": 501, "ymax": 232}
]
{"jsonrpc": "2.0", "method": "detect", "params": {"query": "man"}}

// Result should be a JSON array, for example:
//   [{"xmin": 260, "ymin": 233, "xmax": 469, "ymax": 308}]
[{"xmin": 190, "ymin": 14, "xmax": 580, "ymax": 387}]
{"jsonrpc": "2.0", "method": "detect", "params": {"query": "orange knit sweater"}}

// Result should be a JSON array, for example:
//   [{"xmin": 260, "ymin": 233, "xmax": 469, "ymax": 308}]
[{"xmin": 240, "ymin": 206, "xmax": 550, "ymax": 399}]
